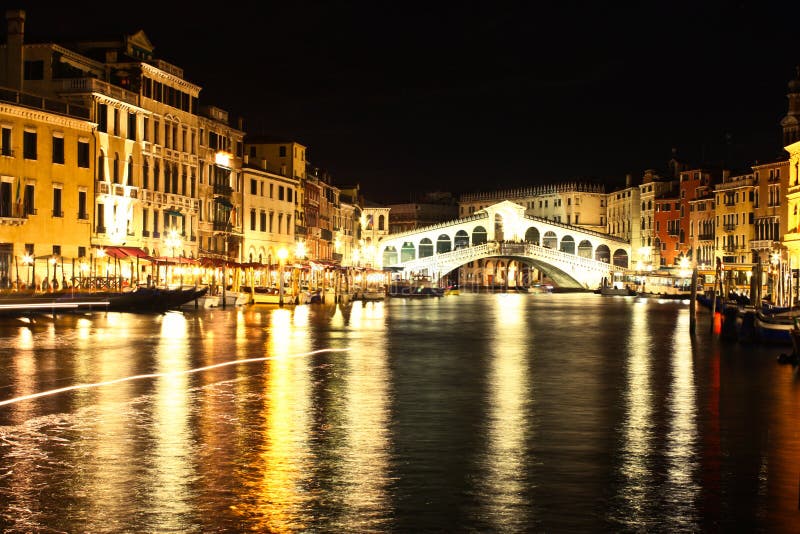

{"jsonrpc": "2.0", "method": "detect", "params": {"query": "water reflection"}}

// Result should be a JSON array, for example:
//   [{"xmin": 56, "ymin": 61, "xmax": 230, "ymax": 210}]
[
  {"xmin": 480, "ymin": 294, "xmax": 530, "ymax": 530},
  {"xmin": 0, "ymin": 296, "xmax": 799, "ymax": 531},
  {"xmin": 665, "ymin": 310, "xmax": 700, "ymax": 530},
  {"xmin": 616, "ymin": 300, "xmax": 654, "ymax": 527}
]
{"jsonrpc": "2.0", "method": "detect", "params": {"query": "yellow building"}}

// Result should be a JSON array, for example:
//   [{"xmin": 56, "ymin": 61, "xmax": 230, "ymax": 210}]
[
  {"xmin": 0, "ymin": 95, "xmax": 95, "ymax": 288},
  {"xmin": 714, "ymin": 171, "xmax": 755, "ymax": 290},
  {"xmin": 240, "ymin": 157, "xmax": 299, "ymax": 270}
]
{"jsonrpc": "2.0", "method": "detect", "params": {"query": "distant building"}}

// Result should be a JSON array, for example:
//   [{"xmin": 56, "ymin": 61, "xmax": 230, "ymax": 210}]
[{"xmin": 387, "ymin": 192, "xmax": 458, "ymax": 234}]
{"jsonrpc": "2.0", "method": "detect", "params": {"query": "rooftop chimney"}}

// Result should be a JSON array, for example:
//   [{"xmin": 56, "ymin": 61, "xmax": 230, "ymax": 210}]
[{"xmin": 4, "ymin": 9, "xmax": 25, "ymax": 91}]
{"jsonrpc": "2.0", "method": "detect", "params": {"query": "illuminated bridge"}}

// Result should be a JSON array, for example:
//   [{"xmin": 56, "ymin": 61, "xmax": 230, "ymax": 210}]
[{"xmin": 378, "ymin": 201, "xmax": 631, "ymax": 289}]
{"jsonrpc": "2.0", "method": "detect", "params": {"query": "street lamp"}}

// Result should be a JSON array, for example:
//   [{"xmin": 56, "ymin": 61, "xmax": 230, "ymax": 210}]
[
  {"xmin": 22, "ymin": 253, "xmax": 33, "ymax": 289},
  {"xmin": 164, "ymin": 229, "xmax": 182, "ymax": 287},
  {"xmin": 277, "ymin": 247, "xmax": 288, "ymax": 307}
]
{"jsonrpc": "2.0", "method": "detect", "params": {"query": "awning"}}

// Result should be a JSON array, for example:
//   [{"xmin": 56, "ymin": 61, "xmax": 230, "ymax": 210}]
[
  {"xmin": 101, "ymin": 246, "xmax": 151, "ymax": 260},
  {"xmin": 214, "ymin": 197, "xmax": 233, "ymax": 208},
  {"xmin": 165, "ymin": 209, "xmax": 184, "ymax": 217}
]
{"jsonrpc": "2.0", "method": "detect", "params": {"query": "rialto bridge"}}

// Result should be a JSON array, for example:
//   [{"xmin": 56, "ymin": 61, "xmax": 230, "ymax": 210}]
[{"xmin": 378, "ymin": 201, "xmax": 631, "ymax": 289}]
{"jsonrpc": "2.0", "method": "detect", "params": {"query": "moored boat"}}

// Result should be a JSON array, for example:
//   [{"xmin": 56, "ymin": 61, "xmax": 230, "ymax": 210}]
[
  {"xmin": 0, "ymin": 285, "xmax": 208, "ymax": 316},
  {"xmin": 753, "ymin": 310, "xmax": 796, "ymax": 345}
]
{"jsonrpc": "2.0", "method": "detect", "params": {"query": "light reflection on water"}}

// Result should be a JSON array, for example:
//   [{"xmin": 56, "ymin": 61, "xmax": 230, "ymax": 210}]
[{"xmin": 0, "ymin": 294, "xmax": 799, "ymax": 532}]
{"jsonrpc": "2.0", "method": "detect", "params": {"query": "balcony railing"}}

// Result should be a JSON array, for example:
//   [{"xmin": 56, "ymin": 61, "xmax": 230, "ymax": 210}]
[{"xmin": 723, "ymin": 223, "xmax": 736, "ymax": 232}]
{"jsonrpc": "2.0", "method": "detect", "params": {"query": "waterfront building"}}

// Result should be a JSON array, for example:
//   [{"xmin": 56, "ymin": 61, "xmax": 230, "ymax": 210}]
[
  {"xmin": 783, "ymin": 143, "xmax": 800, "ymax": 270},
  {"xmin": 752, "ymin": 158, "xmax": 789, "ymax": 266},
  {"xmin": 459, "ymin": 182, "xmax": 606, "ymax": 232},
  {"xmin": 714, "ymin": 170, "xmax": 756, "ymax": 287},
  {"xmin": 606, "ymin": 175, "xmax": 639, "ymax": 253},
  {"xmin": 0, "ymin": 89, "xmax": 94, "ymax": 288},
  {"xmin": 387, "ymin": 192, "xmax": 458, "ymax": 234},
  {"xmin": 653, "ymin": 185, "xmax": 681, "ymax": 267},
  {"xmin": 196, "ymin": 106, "xmax": 244, "ymax": 268},
  {"xmin": 240, "ymin": 155, "xmax": 299, "ymax": 270},
  {"xmin": 687, "ymin": 178, "xmax": 715, "ymax": 269},
  {"xmin": 638, "ymin": 169, "xmax": 676, "ymax": 270},
  {"xmin": 359, "ymin": 201, "xmax": 391, "ymax": 269}
]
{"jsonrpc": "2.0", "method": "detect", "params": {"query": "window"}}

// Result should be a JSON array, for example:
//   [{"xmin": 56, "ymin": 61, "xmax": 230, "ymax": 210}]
[
  {"xmin": 52, "ymin": 134, "xmax": 64, "ymax": 164},
  {"xmin": 52, "ymin": 186, "xmax": 63, "ymax": 217},
  {"xmin": 113, "ymin": 109, "xmax": 119, "ymax": 137},
  {"xmin": 279, "ymin": 146, "xmax": 287, "ymax": 157},
  {"xmin": 78, "ymin": 190, "xmax": 87, "ymax": 219},
  {"xmin": 1, "ymin": 126, "xmax": 11, "ymax": 156},
  {"xmin": 23, "ymin": 184, "xmax": 34, "ymax": 215},
  {"xmin": 279, "ymin": 186, "xmax": 285, "ymax": 201},
  {"xmin": 250, "ymin": 209, "xmax": 256, "ymax": 231},
  {"xmin": 97, "ymin": 103, "xmax": 108, "ymax": 133},
  {"xmin": 77, "ymin": 139, "xmax": 90, "ymax": 168},
  {"xmin": 113, "ymin": 153, "xmax": 120, "ymax": 183},
  {"xmin": 260, "ymin": 211, "xmax": 266, "ymax": 232},
  {"xmin": 127, "ymin": 112, "xmax": 136, "ymax": 141},
  {"xmin": 287, "ymin": 189, "xmax": 292, "ymax": 202},
  {"xmin": 250, "ymin": 179, "xmax": 257, "ymax": 195},
  {"xmin": 97, "ymin": 203, "xmax": 105, "ymax": 232},
  {"xmin": 143, "ymin": 159, "xmax": 149, "ymax": 189},
  {"xmin": 23, "ymin": 130, "xmax": 37, "ymax": 160},
  {"xmin": 127, "ymin": 157, "xmax": 134, "ymax": 186},
  {"xmin": 143, "ymin": 117, "xmax": 150, "ymax": 142},
  {"xmin": 23, "ymin": 60, "xmax": 43, "ymax": 80}
]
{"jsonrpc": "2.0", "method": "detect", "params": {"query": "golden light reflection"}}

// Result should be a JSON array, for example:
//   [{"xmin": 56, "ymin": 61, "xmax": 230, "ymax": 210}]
[
  {"xmin": 78, "ymin": 315, "xmax": 140, "ymax": 529},
  {"xmin": 665, "ymin": 313, "xmax": 699, "ymax": 528},
  {"xmin": 338, "ymin": 300, "xmax": 391, "ymax": 529},
  {"xmin": 149, "ymin": 311, "xmax": 192, "ymax": 530},
  {"xmin": 245, "ymin": 305, "xmax": 314, "ymax": 531},
  {"xmin": 480, "ymin": 293, "xmax": 528, "ymax": 529},
  {"xmin": 618, "ymin": 301, "xmax": 653, "ymax": 521}
]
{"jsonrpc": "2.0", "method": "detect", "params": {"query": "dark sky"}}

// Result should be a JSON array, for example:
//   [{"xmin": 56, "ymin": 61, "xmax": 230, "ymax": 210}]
[{"xmin": 10, "ymin": 2, "xmax": 800, "ymax": 203}]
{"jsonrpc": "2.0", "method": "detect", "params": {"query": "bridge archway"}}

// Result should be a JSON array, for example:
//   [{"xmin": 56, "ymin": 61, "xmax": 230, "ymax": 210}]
[
  {"xmin": 595, "ymin": 244, "xmax": 610, "ymax": 263},
  {"xmin": 543, "ymin": 231, "xmax": 557, "ymax": 249},
  {"xmin": 613, "ymin": 249, "xmax": 630, "ymax": 268},
  {"xmin": 472, "ymin": 226, "xmax": 487, "ymax": 245},
  {"xmin": 401, "ymin": 242, "xmax": 416, "ymax": 262},
  {"xmin": 578, "ymin": 239, "xmax": 592, "ymax": 259},
  {"xmin": 437, "ymin": 234, "xmax": 452, "ymax": 253},
  {"xmin": 455, "ymin": 230, "xmax": 469, "ymax": 249},
  {"xmin": 378, "ymin": 201, "xmax": 630, "ymax": 289},
  {"xmin": 560, "ymin": 235, "xmax": 575, "ymax": 254},
  {"xmin": 420, "ymin": 238, "xmax": 434, "ymax": 258},
  {"xmin": 383, "ymin": 246, "xmax": 398, "ymax": 265},
  {"xmin": 525, "ymin": 227, "xmax": 540, "ymax": 244}
]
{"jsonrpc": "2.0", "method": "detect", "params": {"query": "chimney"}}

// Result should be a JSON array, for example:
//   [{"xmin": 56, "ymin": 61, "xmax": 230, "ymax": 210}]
[
  {"xmin": 625, "ymin": 173, "xmax": 632, "ymax": 187},
  {"xmin": 722, "ymin": 169, "xmax": 730, "ymax": 181},
  {"xmin": 4, "ymin": 10, "xmax": 25, "ymax": 91}
]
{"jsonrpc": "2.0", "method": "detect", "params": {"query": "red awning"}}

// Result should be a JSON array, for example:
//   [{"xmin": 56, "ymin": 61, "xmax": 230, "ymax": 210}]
[{"xmin": 102, "ymin": 246, "xmax": 151, "ymax": 260}]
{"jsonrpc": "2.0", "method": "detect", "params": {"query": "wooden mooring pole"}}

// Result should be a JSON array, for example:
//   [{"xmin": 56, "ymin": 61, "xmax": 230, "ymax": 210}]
[{"xmin": 690, "ymin": 267, "xmax": 698, "ymax": 335}]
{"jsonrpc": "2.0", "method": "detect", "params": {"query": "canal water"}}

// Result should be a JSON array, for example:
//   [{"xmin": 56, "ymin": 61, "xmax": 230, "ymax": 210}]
[{"xmin": 0, "ymin": 293, "xmax": 799, "ymax": 532}]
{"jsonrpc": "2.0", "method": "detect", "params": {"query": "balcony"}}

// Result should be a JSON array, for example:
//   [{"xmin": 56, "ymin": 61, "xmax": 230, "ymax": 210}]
[
  {"xmin": 723, "ymin": 223, "xmax": 736, "ymax": 232},
  {"xmin": 56, "ymin": 78, "xmax": 139, "ymax": 107},
  {"xmin": 213, "ymin": 183, "xmax": 233, "ymax": 196},
  {"xmin": 0, "ymin": 87, "xmax": 91, "ymax": 119},
  {"xmin": 750, "ymin": 239, "xmax": 776, "ymax": 250},
  {"xmin": 698, "ymin": 233, "xmax": 714, "ymax": 241}
]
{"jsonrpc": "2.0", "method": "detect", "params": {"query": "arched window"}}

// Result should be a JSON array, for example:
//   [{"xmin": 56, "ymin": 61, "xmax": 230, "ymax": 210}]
[
  {"xmin": 378, "ymin": 214, "xmax": 385, "ymax": 230},
  {"xmin": 419, "ymin": 238, "xmax": 434, "ymax": 258},
  {"xmin": 127, "ymin": 157, "xmax": 134, "ymax": 186},
  {"xmin": 113, "ymin": 153, "xmax": 120, "ymax": 183}
]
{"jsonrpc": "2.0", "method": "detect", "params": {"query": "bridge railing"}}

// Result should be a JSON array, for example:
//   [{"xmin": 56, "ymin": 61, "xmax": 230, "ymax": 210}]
[
  {"xmin": 396, "ymin": 241, "xmax": 626, "ymax": 275},
  {"xmin": 384, "ymin": 212, "xmax": 489, "ymax": 242}
]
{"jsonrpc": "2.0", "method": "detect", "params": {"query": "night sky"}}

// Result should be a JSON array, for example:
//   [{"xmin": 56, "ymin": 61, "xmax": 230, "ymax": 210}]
[{"xmin": 9, "ymin": 2, "xmax": 800, "ymax": 203}]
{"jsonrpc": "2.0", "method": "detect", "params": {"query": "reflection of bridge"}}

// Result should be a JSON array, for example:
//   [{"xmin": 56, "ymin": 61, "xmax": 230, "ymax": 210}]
[{"xmin": 379, "ymin": 201, "xmax": 631, "ymax": 289}]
